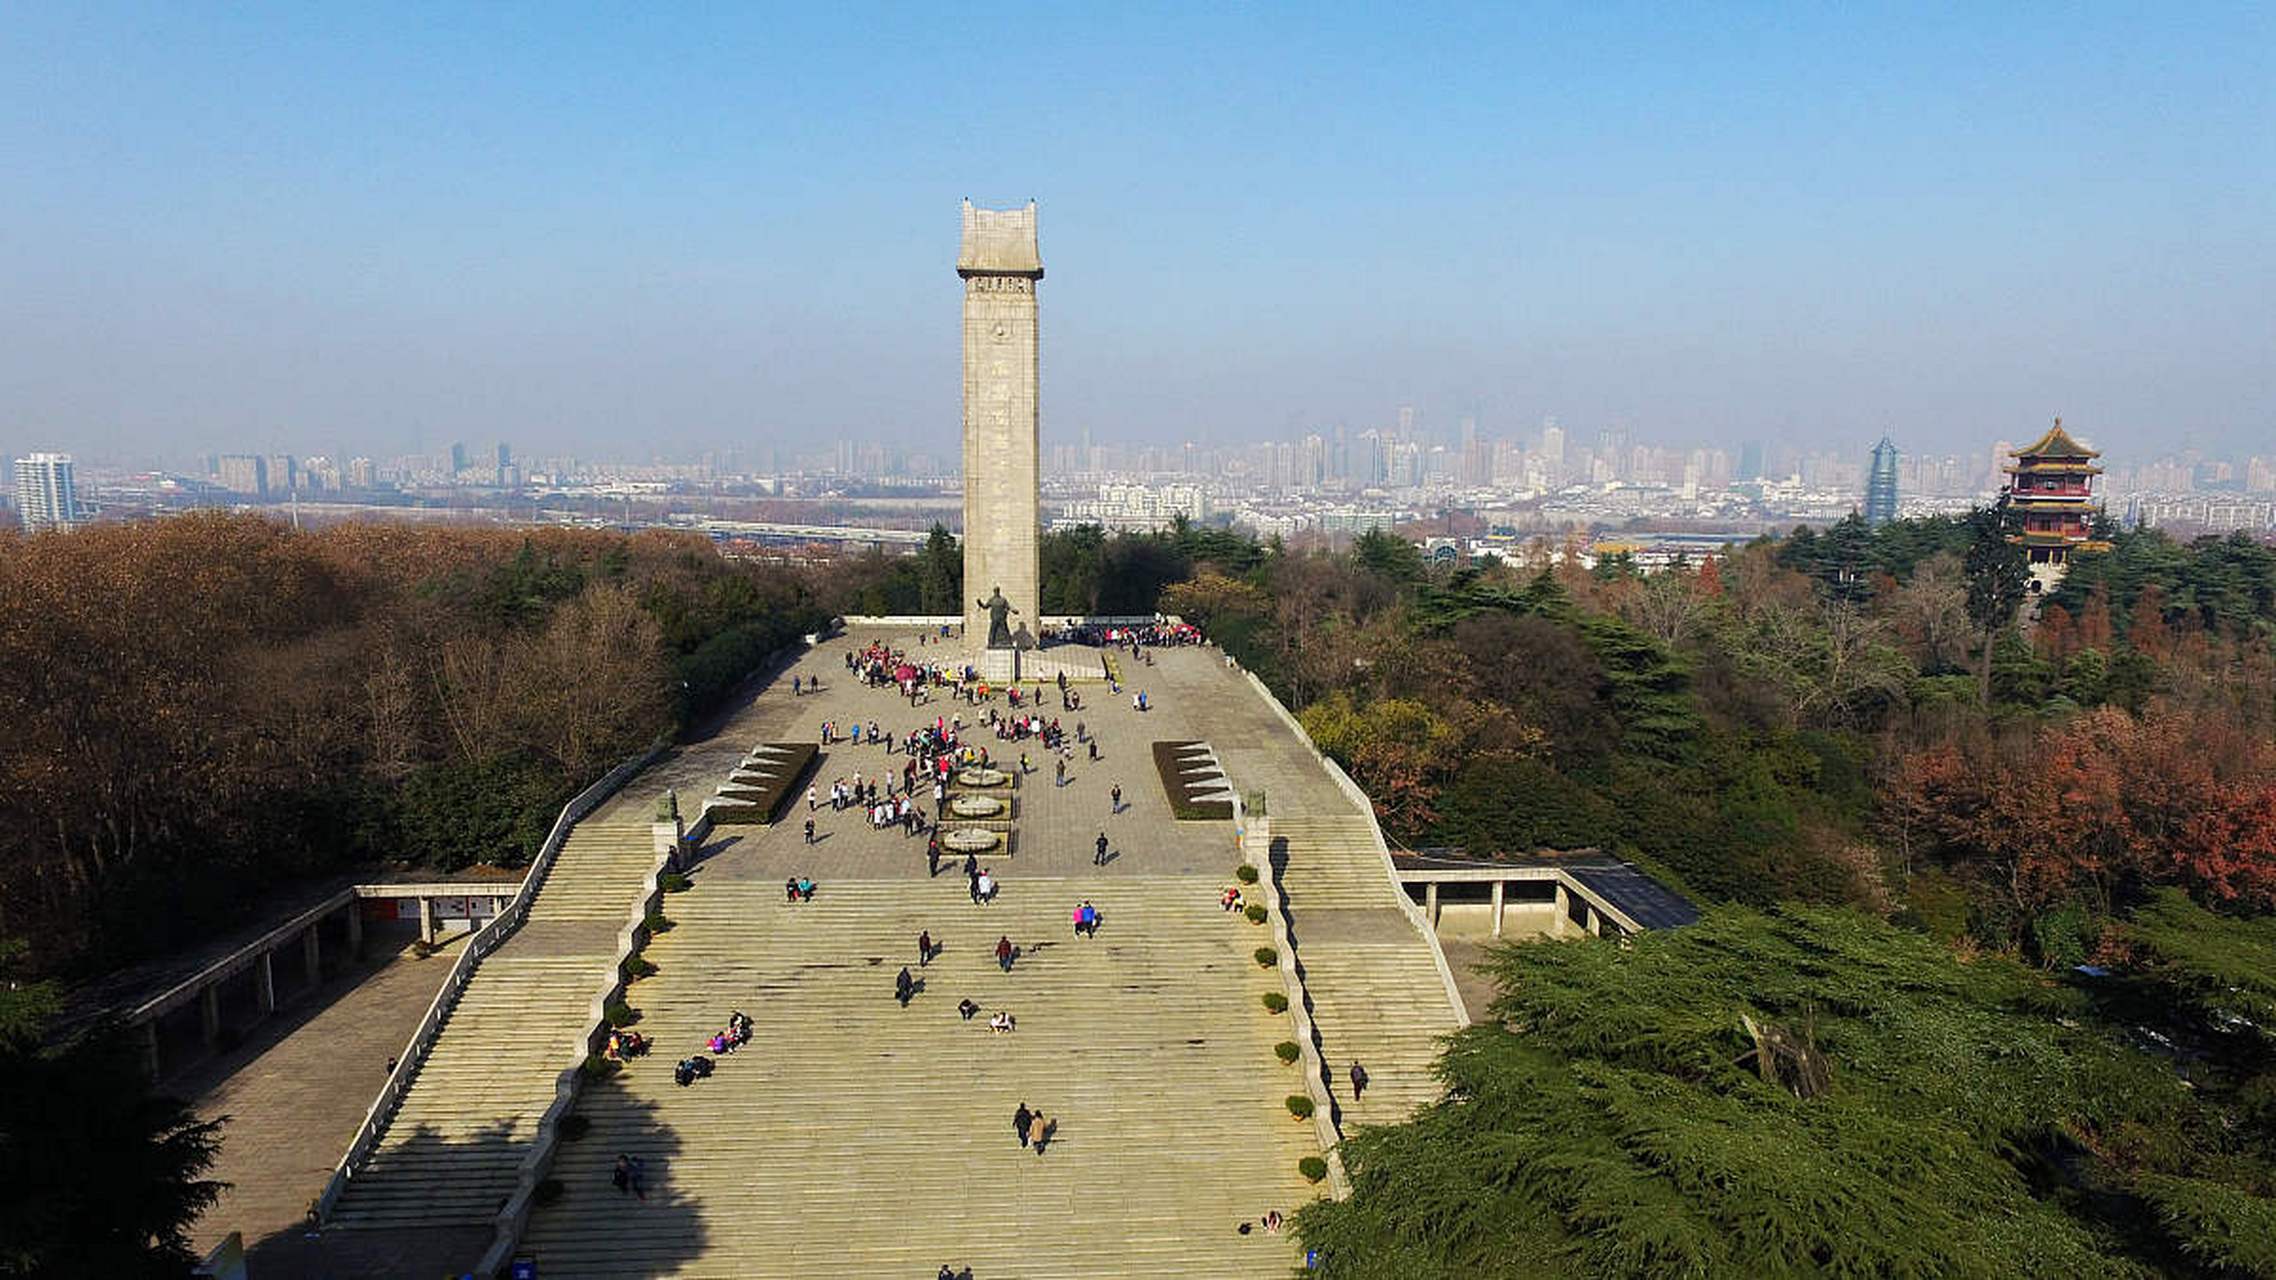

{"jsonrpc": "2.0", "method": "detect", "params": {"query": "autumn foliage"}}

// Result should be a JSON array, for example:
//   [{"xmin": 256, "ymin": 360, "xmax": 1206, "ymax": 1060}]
[
  {"xmin": 1892, "ymin": 707, "xmax": 2276, "ymax": 919},
  {"xmin": 0, "ymin": 514, "xmax": 822, "ymax": 976}
]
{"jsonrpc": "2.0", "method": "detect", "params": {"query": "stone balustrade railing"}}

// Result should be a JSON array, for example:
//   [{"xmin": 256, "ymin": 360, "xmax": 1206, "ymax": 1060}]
[
  {"xmin": 1234, "ymin": 796, "xmax": 1353, "ymax": 1199},
  {"xmin": 312, "ymin": 736, "xmax": 670, "ymax": 1223},
  {"xmin": 476, "ymin": 836, "xmax": 675, "ymax": 1276}
]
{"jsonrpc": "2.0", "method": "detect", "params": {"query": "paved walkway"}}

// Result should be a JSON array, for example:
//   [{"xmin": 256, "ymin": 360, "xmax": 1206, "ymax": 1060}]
[
  {"xmin": 181, "ymin": 929, "xmax": 459, "ymax": 1262},
  {"xmin": 510, "ymin": 635, "xmax": 1324, "ymax": 1274}
]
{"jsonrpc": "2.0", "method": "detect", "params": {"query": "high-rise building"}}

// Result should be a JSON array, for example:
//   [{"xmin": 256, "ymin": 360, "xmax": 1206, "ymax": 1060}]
[
  {"xmin": 1737, "ymin": 440, "xmax": 1766, "ymax": 482},
  {"xmin": 13, "ymin": 452, "xmax": 77, "ymax": 531},
  {"xmin": 1864, "ymin": 437, "xmax": 1900, "ymax": 526},
  {"xmin": 266, "ymin": 454, "xmax": 298, "ymax": 495},
  {"xmin": 449, "ymin": 442, "xmax": 469, "ymax": 474},
  {"xmin": 217, "ymin": 454, "xmax": 268, "ymax": 496},
  {"xmin": 1541, "ymin": 424, "xmax": 1567, "ymax": 467}
]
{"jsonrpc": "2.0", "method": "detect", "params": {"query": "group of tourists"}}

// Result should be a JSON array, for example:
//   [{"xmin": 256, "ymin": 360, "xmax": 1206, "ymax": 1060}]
[
  {"xmin": 1011, "ymin": 1101, "xmax": 1055, "ymax": 1156},
  {"xmin": 705, "ymin": 1011, "xmax": 752, "ymax": 1056}
]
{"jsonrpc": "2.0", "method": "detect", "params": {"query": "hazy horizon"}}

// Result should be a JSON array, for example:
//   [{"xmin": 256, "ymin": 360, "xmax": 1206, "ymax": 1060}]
[{"xmin": 3, "ymin": 5, "xmax": 2270, "ymax": 466}]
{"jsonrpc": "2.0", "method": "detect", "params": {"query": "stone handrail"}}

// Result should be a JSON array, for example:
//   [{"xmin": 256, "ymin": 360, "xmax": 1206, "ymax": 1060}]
[
  {"xmin": 1236, "ymin": 797, "xmax": 1353, "ymax": 1199},
  {"xmin": 477, "ymin": 838, "xmax": 674, "ymax": 1277},
  {"xmin": 1237, "ymin": 669, "xmax": 1472, "ymax": 1029},
  {"xmin": 312, "ymin": 736, "xmax": 669, "ymax": 1223}
]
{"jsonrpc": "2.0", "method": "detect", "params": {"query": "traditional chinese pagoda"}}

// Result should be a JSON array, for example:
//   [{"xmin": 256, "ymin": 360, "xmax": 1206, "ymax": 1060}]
[{"xmin": 2001, "ymin": 417, "xmax": 2109, "ymax": 594}]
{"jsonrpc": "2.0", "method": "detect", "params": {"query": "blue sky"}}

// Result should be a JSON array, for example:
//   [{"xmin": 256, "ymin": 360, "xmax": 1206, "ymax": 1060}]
[{"xmin": 2, "ymin": 3, "xmax": 2269, "ymax": 463}]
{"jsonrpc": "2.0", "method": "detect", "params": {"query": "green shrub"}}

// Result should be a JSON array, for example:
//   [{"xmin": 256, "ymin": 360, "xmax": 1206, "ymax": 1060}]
[
  {"xmin": 603, "ymin": 999, "xmax": 636, "ymax": 1027},
  {"xmin": 659, "ymin": 871, "xmax": 692, "ymax": 894},
  {"xmin": 578, "ymin": 1053, "xmax": 620, "ymax": 1081},
  {"xmin": 1299, "ymin": 1156, "xmax": 1328, "ymax": 1183},
  {"xmin": 619, "ymin": 956, "xmax": 657, "ymax": 982},
  {"xmin": 1255, "ymin": 946, "xmax": 1278, "ymax": 968},
  {"xmin": 560, "ymin": 1115, "xmax": 592, "ymax": 1141},
  {"xmin": 643, "ymin": 909, "xmax": 673, "ymax": 934},
  {"xmin": 1245, "ymin": 903, "xmax": 1268, "ymax": 924},
  {"xmin": 1275, "ymin": 1040, "xmax": 1302, "ymax": 1065},
  {"xmin": 1262, "ymin": 991, "xmax": 1289, "ymax": 1013},
  {"xmin": 1287, "ymin": 1094, "xmax": 1316, "ymax": 1120},
  {"xmin": 1235, "ymin": 863, "xmax": 1259, "ymax": 884}
]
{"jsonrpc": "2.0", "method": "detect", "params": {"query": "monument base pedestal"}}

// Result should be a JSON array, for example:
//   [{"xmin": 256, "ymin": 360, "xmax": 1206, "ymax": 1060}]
[{"xmin": 977, "ymin": 647, "xmax": 1022, "ymax": 683}]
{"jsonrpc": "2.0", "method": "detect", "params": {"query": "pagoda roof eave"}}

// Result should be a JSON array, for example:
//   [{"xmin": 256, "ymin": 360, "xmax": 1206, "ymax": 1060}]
[{"xmin": 2012, "ymin": 421, "xmax": 2099, "ymax": 460}]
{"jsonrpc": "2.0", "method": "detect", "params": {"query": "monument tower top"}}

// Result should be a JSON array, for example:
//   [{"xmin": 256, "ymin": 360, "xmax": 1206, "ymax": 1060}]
[{"xmin": 958, "ymin": 199, "xmax": 1043, "ymax": 279}]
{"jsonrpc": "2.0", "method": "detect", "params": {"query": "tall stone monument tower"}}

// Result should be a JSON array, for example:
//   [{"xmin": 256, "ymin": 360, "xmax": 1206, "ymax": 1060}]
[{"xmin": 958, "ymin": 200, "xmax": 1043, "ymax": 657}]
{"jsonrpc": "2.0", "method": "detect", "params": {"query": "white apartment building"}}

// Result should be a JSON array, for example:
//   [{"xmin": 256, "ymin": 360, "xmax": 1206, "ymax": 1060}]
[{"xmin": 13, "ymin": 452, "xmax": 78, "ymax": 531}]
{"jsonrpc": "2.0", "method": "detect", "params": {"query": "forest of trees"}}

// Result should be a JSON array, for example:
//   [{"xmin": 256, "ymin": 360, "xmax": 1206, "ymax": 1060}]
[
  {"xmin": 1139, "ymin": 513, "xmax": 2275, "ymax": 1276},
  {"xmin": 6, "ymin": 507, "xmax": 2273, "ymax": 1272},
  {"xmin": 0, "ymin": 514, "xmax": 826, "ymax": 980}
]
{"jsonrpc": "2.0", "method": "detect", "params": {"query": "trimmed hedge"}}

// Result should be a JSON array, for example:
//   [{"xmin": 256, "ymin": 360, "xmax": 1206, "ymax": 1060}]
[
  {"xmin": 1235, "ymin": 863, "xmax": 1259, "ymax": 884},
  {"xmin": 603, "ymin": 998, "xmax": 637, "ymax": 1027},
  {"xmin": 1151, "ymin": 741, "xmax": 1233, "ymax": 820},
  {"xmin": 1299, "ymin": 1156, "xmax": 1328, "ymax": 1183},
  {"xmin": 1255, "ymin": 946, "xmax": 1278, "ymax": 968},
  {"xmin": 620, "ymin": 956, "xmax": 657, "ymax": 982},
  {"xmin": 1262, "ymin": 991, "xmax": 1289, "ymax": 1013},
  {"xmin": 579, "ymin": 1053, "xmax": 620, "ymax": 1081},
  {"xmin": 1286, "ymin": 1094, "xmax": 1316, "ymax": 1120},
  {"xmin": 1245, "ymin": 903, "xmax": 1268, "ymax": 924},
  {"xmin": 660, "ymin": 871, "xmax": 692, "ymax": 893},
  {"xmin": 1274, "ymin": 1040, "xmax": 1302, "ymax": 1064}
]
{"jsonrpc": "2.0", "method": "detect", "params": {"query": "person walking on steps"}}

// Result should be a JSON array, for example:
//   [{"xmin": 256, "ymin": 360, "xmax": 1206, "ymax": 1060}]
[
  {"xmin": 803, "ymin": 817, "xmax": 815, "ymax": 845},
  {"xmin": 1014, "ymin": 1101, "xmax": 1033, "ymax": 1148},
  {"xmin": 1029, "ymin": 1111, "xmax": 1050, "ymax": 1156},
  {"xmin": 918, "ymin": 930, "xmax": 934, "ymax": 967},
  {"xmin": 1094, "ymin": 832, "xmax": 1109, "ymax": 867},
  {"xmin": 895, "ymin": 965, "xmax": 915, "ymax": 1008},
  {"xmin": 1350, "ymin": 1060, "xmax": 1369, "ymax": 1100},
  {"xmin": 1110, "ymin": 783, "xmax": 1122, "ymax": 814},
  {"xmin": 996, "ymin": 934, "xmax": 1015, "ymax": 972}
]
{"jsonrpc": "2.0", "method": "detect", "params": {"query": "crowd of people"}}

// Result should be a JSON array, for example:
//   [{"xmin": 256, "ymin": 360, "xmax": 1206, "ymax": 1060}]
[{"xmin": 606, "ymin": 626, "xmax": 1310, "ymax": 1251}]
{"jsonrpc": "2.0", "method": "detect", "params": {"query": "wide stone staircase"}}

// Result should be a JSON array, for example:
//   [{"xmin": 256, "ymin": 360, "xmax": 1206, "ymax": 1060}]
[
  {"xmin": 325, "ymin": 816, "xmax": 658, "ymax": 1232},
  {"xmin": 1269, "ymin": 814, "xmax": 1463, "ymax": 1129},
  {"xmin": 520, "ymin": 873, "xmax": 1319, "ymax": 1277}
]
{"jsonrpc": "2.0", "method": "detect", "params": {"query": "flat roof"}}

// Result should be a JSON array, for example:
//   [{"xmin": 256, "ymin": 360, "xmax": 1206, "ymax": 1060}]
[{"xmin": 1392, "ymin": 847, "xmax": 1700, "ymax": 929}]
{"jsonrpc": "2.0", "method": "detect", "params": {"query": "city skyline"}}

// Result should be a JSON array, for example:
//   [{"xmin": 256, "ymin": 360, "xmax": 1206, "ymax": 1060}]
[{"xmin": 4, "ymin": 7, "xmax": 2270, "ymax": 463}]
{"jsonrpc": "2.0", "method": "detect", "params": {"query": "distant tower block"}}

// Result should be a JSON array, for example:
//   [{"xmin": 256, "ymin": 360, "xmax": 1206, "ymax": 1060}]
[
  {"xmin": 1864, "ymin": 436, "xmax": 1900, "ymax": 526},
  {"xmin": 958, "ymin": 200, "xmax": 1044, "ymax": 649}
]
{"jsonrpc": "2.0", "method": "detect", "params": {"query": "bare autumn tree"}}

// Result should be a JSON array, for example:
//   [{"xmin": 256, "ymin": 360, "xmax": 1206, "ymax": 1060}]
[
  {"xmin": 1620, "ymin": 565, "xmax": 1712, "ymax": 649},
  {"xmin": 1881, "ymin": 550, "xmax": 1973, "ymax": 673},
  {"xmin": 510, "ymin": 582, "xmax": 671, "ymax": 778}
]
